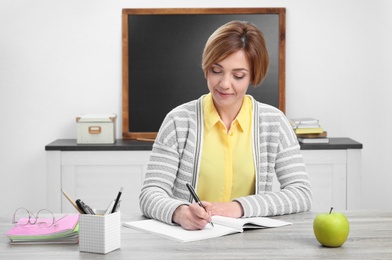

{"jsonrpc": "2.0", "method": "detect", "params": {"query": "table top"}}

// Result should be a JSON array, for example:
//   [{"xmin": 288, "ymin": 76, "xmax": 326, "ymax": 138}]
[
  {"xmin": 1, "ymin": 210, "xmax": 390, "ymax": 259},
  {"xmin": 45, "ymin": 138, "xmax": 363, "ymax": 151}
]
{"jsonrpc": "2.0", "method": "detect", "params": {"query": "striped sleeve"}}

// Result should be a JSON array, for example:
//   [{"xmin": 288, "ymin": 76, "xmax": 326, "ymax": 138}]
[
  {"xmin": 139, "ymin": 101, "xmax": 198, "ymax": 224},
  {"xmin": 235, "ymin": 102, "xmax": 312, "ymax": 217}
]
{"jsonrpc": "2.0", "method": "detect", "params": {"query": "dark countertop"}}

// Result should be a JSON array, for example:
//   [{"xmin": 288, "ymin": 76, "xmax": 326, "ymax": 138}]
[
  {"xmin": 299, "ymin": 137, "xmax": 362, "ymax": 150},
  {"xmin": 45, "ymin": 139, "xmax": 154, "ymax": 151},
  {"xmin": 45, "ymin": 138, "xmax": 362, "ymax": 151}
]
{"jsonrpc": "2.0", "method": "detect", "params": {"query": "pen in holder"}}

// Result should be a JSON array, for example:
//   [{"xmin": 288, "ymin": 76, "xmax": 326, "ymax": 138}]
[{"xmin": 79, "ymin": 209, "xmax": 121, "ymax": 254}]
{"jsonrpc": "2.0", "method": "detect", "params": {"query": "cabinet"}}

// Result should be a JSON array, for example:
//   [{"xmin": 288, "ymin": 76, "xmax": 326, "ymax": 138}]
[
  {"xmin": 300, "ymin": 149, "xmax": 361, "ymax": 210},
  {"xmin": 46, "ymin": 138, "xmax": 362, "ymax": 214}
]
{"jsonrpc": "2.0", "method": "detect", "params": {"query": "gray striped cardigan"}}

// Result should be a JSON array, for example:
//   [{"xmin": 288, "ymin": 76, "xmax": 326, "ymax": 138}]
[{"xmin": 140, "ymin": 95, "xmax": 312, "ymax": 224}]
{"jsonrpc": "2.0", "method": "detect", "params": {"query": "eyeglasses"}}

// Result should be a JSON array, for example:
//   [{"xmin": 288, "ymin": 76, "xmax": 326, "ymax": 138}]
[{"xmin": 12, "ymin": 207, "xmax": 67, "ymax": 228}]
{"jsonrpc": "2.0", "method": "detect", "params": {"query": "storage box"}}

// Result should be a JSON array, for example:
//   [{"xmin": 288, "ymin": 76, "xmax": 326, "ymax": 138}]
[
  {"xmin": 76, "ymin": 114, "xmax": 116, "ymax": 144},
  {"xmin": 79, "ymin": 210, "xmax": 121, "ymax": 254}
]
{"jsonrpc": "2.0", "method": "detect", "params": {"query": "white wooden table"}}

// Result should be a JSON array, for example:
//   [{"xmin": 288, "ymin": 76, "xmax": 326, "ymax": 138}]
[{"xmin": 1, "ymin": 210, "xmax": 391, "ymax": 259}]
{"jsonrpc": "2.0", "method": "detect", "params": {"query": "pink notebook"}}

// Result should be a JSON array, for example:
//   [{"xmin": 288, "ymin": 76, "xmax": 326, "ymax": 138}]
[{"xmin": 7, "ymin": 214, "xmax": 79, "ymax": 237}]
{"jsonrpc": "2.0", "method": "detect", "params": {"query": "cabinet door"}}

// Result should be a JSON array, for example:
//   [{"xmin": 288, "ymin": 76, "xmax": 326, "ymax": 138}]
[
  {"xmin": 302, "ymin": 150, "xmax": 347, "ymax": 211},
  {"xmin": 60, "ymin": 151, "xmax": 150, "ymax": 215}
]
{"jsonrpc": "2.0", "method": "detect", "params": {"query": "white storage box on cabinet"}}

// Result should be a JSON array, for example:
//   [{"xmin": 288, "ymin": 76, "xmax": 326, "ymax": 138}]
[{"xmin": 76, "ymin": 114, "xmax": 116, "ymax": 144}]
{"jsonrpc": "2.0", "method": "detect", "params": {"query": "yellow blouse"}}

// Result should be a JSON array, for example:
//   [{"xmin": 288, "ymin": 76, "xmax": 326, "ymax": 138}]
[{"xmin": 197, "ymin": 93, "xmax": 255, "ymax": 202}]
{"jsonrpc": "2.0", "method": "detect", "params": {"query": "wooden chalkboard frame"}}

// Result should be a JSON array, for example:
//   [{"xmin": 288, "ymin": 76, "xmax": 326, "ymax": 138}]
[{"xmin": 122, "ymin": 8, "xmax": 286, "ymax": 140}]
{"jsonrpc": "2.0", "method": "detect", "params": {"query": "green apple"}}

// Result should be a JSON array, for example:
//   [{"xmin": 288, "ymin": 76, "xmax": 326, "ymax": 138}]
[{"xmin": 313, "ymin": 207, "xmax": 350, "ymax": 247}]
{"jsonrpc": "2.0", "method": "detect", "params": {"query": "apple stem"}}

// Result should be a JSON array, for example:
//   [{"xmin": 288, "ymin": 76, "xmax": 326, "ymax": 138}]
[{"xmin": 329, "ymin": 207, "xmax": 334, "ymax": 214}]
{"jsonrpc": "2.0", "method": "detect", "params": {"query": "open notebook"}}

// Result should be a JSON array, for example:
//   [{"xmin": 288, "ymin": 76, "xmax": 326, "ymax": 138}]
[{"xmin": 123, "ymin": 216, "xmax": 291, "ymax": 243}]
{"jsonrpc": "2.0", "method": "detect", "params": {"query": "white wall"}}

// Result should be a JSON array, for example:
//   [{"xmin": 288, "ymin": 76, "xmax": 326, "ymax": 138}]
[{"xmin": 1, "ymin": 0, "xmax": 391, "ymax": 217}]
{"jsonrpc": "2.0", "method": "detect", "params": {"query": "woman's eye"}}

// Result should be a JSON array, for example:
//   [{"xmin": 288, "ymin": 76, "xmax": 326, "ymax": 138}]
[
  {"xmin": 234, "ymin": 74, "xmax": 245, "ymax": 80},
  {"xmin": 211, "ymin": 67, "xmax": 222, "ymax": 74}
]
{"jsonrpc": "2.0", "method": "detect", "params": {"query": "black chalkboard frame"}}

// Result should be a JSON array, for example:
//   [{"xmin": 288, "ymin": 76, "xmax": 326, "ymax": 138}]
[{"xmin": 122, "ymin": 8, "xmax": 286, "ymax": 140}]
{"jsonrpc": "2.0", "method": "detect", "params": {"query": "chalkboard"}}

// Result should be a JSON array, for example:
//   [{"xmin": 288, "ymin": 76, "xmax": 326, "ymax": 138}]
[{"xmin": 122, "ymin": 8, "xmax": 286, "ymax": 140}]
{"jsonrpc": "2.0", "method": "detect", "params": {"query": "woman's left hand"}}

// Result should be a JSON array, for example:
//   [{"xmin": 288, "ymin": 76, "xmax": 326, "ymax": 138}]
[{"xmin": 210, "ymin": 201, "xmax": 244, "ymax": 218}]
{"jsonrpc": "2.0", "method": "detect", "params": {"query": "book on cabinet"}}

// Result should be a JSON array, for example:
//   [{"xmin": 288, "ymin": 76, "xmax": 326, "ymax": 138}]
[
  {"xmin": 298, "ymin": 137, "xmax": 329, "ymax": 144},
  {"xmin": 290, "ymin": 117, "xmax": 329, "ymax": 143}
]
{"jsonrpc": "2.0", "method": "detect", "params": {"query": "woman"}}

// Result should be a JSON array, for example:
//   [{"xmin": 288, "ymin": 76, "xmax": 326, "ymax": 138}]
[{"xmin": 139, "ymin": 20, "xmax": 312, "ymax": 230}]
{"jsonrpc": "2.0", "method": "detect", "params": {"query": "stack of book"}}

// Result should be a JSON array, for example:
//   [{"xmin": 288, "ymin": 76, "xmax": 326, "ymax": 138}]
[
  {"xmin": 290, "ymin": 117, "xmax": 329, "ymax": 144},
  {"xmin": 6, "ymin": 214, "xmax": 79, "ymax": 244}
]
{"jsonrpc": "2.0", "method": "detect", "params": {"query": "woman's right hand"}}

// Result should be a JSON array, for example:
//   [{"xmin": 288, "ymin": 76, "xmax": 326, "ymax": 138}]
[{"xmin": 172, "ymin": 203, "xmax": 212, "ymax": 230}]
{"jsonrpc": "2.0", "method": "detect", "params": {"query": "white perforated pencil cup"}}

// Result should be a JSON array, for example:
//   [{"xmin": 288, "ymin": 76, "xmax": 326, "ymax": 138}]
[{"xmin": 79, "ymin": 210, "xmax": 121, "ymax": 254}]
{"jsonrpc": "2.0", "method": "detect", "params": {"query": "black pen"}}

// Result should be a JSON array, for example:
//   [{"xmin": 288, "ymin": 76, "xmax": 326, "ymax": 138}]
[
  {"xmin": 186, "ymin": 183, "xmax": 214, "ymax": 227},
  {"xmin": 75, "ymin": 199, "xmax": 95, "ymax": 215},
  {"xmin": 111, "ymin": 187, "xmax": 124, "ymax": 214}
]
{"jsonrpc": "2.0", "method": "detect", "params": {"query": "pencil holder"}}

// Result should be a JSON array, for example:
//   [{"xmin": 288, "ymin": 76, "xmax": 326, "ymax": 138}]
[{"xmin": 79, "ymin": 210, "xmax": 121, "ymax": 254}]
